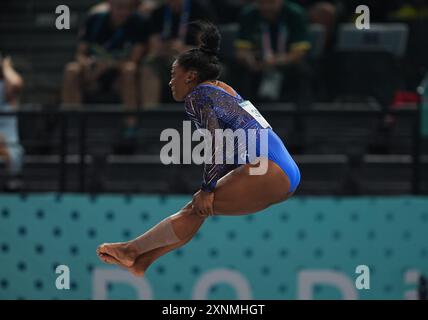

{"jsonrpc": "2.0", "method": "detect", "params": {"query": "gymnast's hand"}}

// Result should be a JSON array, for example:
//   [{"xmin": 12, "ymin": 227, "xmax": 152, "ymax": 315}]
[{"xmin": 192, "ymin": 190, "xmax": 214, "ymax": 217}]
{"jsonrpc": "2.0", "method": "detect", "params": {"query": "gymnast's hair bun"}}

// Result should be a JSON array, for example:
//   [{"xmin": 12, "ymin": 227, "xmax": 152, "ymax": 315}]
[{"xmin": 196, "ymin": 21, "xmax": 221, "ymax": 57}]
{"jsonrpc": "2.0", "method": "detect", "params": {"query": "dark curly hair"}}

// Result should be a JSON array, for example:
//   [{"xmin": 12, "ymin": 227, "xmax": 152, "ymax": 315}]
[{"xmin": 177, "ymin": 21, "xmax": 222, "ymax": 83}]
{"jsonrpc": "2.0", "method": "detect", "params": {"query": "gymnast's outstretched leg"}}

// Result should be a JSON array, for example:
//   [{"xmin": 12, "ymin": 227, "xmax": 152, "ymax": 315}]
[
  {"xmin": 97, "ymin": 200, "xmax": 204, "ymax": 268},
  {"xmin": 97, "ymin": 159, "xmax": 292, "ymax": 276}
]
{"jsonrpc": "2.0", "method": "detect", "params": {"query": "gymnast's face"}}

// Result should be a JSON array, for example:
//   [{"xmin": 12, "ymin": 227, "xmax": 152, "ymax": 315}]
[{"xmin": 169, "ymin": 60, "xmax": 197, "ymax": 102}]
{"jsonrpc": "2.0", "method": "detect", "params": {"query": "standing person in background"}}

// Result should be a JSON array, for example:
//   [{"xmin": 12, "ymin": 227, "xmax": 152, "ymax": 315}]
[
  {"xmin": 141, "ymin": 0, "xmax": 216, "ymax": 108},
  {"xmin": 235, "ymin": 0, "xmax": 312, "ymax": 104},
  {"xmin": 62, "ymin": 0, "xmax": 150, "ymax": 146},
  {"xmin": 0, "ymin": 56, "xmax": 24, "ymax": 191}
]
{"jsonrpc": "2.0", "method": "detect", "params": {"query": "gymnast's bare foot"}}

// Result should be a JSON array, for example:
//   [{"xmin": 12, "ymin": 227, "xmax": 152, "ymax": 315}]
[
  {"xmin": 97, "ymin": 252, "xmax": 146, "ymax": 277},
  {"xmin": 97, "ymin": 242, "xmax": 138, "ymax": 268}
]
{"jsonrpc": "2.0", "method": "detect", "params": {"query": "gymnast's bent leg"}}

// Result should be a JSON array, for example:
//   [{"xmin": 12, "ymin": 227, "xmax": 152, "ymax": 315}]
[{"xmin": 97, "ymin": 159, "xmax": 292, "ymax": 275}]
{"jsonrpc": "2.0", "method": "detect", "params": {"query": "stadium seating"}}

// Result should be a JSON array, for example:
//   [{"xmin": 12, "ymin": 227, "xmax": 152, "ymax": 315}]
[{"xmin": 1, "ymin": 2, "xmax": 427, "ymax": 195}]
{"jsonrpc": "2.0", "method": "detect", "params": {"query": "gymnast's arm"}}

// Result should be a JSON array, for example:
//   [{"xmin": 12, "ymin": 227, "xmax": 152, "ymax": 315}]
[{"xmin": 185, "ymin": 91, "xmax": 223, "ymax": 215}]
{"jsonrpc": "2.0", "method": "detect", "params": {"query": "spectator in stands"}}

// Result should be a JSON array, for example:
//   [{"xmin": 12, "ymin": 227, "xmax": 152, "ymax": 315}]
[
  {"xmin": 235, "ymin": 0, "xmax": 312, "ymax": 104},
  {"xmin": 141, "ymin": 0, "xmax": 216, "ymax": 108},
  {"xmin": 62, "ymin": 0, "xmax": 150, "ymax": 140},
  {"xmin": 291, "ymin": 0, "xmax": 336, "ymax": 24},
  {"xmin": 89, "ymin": 1, "xmax": 111, "ymax": 14},
  {"xmin": 90, "ymin": 0, "xmax": 158, "ymax": 18},
  {"xmin": 291, "ymin": 0, "xmax": 337, "ymax": 50},
  {"xmin": 0, "ymin": 56, "xmax": 24, "ymax": 191}
]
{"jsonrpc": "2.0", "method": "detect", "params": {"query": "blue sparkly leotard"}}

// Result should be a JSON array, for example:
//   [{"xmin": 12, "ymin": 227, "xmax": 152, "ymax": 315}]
[{"xmin": 184, "ymin": 81, "xmax": 300, "ymax": 194}]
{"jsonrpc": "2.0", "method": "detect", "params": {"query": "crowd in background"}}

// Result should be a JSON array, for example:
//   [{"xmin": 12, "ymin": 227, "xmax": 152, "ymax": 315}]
[
  {"xmin": 60, "ymin": 0, "xmax": 428, "ymax": 110},
  {"xmin": 57, "ymin": 0, "xmax": 428, "ymax": 149},
  {"xmin": 2, "ymin": 0, "xmax": 428, "ymax": 190},
  {"xmin": 62, "ymin": 0, "xmax": 330, "ymax": 113}
]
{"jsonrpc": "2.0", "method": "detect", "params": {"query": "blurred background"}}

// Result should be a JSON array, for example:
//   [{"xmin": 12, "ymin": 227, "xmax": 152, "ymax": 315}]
[{"xmin": 0, "ymin": 0, "xmax": 427, "ymax": 300}]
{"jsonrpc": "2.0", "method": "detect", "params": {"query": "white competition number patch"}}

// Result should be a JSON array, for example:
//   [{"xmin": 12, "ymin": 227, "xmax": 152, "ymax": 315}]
[{"xmin": 239, "ymin": 100, "xmax": 271, "ymax": 129}]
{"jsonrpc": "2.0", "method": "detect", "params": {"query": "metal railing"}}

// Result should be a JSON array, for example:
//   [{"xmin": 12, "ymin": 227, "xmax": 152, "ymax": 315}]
[{"xmin": 0, "ymin": 104, "xmax": 423, "ymax": 194}]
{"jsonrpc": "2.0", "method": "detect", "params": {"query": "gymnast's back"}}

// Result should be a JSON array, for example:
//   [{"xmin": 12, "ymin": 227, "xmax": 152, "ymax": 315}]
[{"xmin": 184, "ymin": 81, "xmax": 271, "ymax": 133}]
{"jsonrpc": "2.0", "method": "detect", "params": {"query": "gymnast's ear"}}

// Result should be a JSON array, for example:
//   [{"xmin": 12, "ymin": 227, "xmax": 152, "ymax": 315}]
[{"xmin": 186, "ymin": 70, "xmax": 198, "ymax": 84}]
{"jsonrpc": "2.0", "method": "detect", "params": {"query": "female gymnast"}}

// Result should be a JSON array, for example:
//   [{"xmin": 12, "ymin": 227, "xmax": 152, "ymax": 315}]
[{"xmin": 97, "ymin": 22, "xmax": 300, "ymax": 276}]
